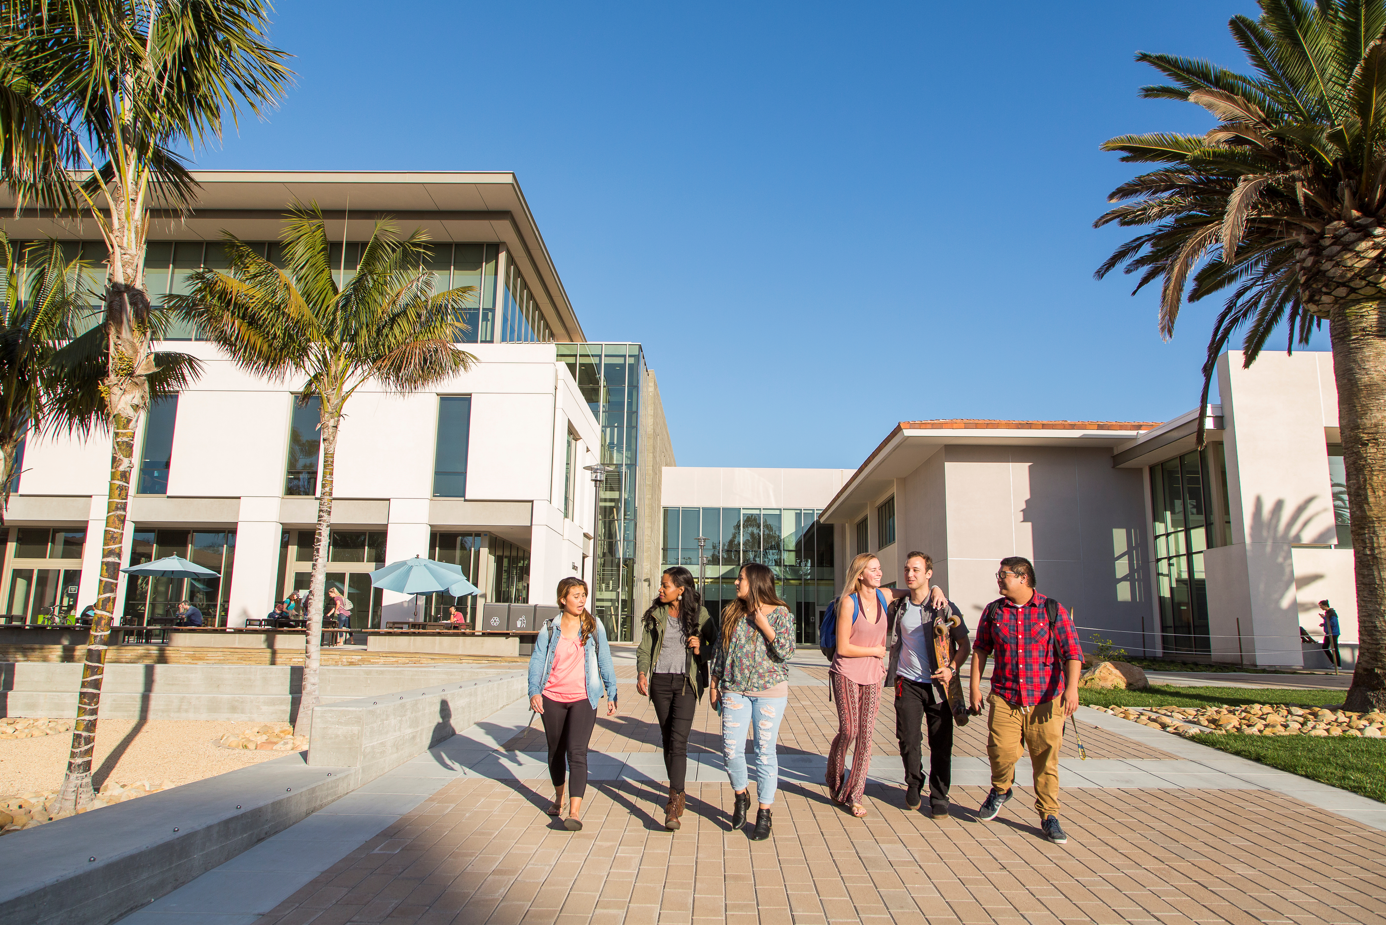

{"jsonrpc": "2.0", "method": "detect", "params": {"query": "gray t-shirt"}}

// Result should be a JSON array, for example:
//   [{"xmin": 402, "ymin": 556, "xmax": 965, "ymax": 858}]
[
  {"xmin": 897, "ymin": 600, "xmax": 930, "ymax": 683},
  {"xmin": 654, "ymin": 611, "xmax": 688, "ymax": 674}
]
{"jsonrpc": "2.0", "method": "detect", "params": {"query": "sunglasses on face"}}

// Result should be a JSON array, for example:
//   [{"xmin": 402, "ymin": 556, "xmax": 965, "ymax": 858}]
[{"xmin": 996, "ymin": 570, "xmax": 1021, "ymax": 580}]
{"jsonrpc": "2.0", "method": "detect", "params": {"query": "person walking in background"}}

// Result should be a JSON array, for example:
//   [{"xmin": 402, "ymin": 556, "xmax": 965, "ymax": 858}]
[
  {"xmin": 527, "ymin": 577, "xmax": 619, "ymax": 831},
  {"xmin": 885, "ymin": 552, "xmax": 970, "ymax": 817},
  {"xmin": 636, "ymin": 566, "xmax": 715, "ymax": 830},
  {"xmin": 969, "ymin": 556, "xmax": 1083, "ymax": 844},
  {"xmin": 327, "ymin": 588, "xmax": 352, "ymax": 646},
  {"xmin": 709, "ymin": 562, "xmax": 795, "ymax": 841},
  {"xmin": 1319, "ymin": 600, "xmax": 1341, "ymax": 667}
]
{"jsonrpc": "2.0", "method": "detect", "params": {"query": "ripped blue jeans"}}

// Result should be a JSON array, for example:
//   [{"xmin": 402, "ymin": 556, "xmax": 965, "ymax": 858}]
[{"xmin": 719, "ymin": 690, "xmax": 789, "ymax": 804}]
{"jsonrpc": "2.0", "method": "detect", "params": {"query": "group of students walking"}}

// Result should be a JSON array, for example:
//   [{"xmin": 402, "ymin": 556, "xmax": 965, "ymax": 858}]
[{"xmin": 526, "ymin": 551, "xmax": 1084, "ymax": 844}]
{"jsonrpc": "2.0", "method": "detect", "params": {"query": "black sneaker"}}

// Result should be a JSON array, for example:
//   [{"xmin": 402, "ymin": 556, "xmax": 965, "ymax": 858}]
[
  {"xmin": 976, "ymin": 787, "xmax": 1012, "ymax": 821},
  {"xmin": 1041, "ymin": 815, "xmax": 1068, "ymax": 844},
  {"xmin": 931, "ymin": 802, "xmax": 950, "ymax": 819},
  {"xmin": 904, "ymin": 785, "xmax": 922, "ymax": 810}
]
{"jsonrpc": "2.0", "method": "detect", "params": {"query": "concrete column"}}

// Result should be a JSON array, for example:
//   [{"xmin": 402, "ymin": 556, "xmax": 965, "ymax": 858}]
[
  {"xmin": 227, "ymin": 496, "xmax": 284, "ymax": 628},
  {"xmin": 382, "ymin": 499, "xmax": 430, "ymax": 623},
  {"xmin": 76, "ymin": 494, "xmax": 104, "ymax": 613}
]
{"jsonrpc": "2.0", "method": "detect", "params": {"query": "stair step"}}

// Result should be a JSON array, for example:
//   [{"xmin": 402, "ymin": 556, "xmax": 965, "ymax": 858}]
[{"xmin": 0, "ymin": 644, "xmax": 525, "ymax": 667}]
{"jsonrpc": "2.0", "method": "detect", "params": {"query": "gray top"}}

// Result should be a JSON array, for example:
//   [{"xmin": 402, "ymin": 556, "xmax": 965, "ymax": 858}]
[
  {"xmin": 654, "ymin": 610, "xmax": 687, "ymax": 674},
  {"xmin": 896, "ymin": 600, "xmax": 930, "ymax": 683}
]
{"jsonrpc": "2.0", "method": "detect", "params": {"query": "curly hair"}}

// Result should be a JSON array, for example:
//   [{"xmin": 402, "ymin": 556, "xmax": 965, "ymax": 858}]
[{"xmin": 642, "ymin": 566, "xmax": 702, "ymax": 640}]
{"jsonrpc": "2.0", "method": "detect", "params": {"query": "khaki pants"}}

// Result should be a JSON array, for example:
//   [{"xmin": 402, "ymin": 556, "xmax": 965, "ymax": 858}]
[{"xmin": 987, "ymin": 693, "xmax": 1064, "ymax": 818}]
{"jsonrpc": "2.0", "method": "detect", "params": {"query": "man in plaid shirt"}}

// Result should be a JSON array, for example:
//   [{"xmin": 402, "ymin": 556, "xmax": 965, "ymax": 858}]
[{"xmin": 968, "ymin": 556, "xmax": 1083, "ymax": 843}]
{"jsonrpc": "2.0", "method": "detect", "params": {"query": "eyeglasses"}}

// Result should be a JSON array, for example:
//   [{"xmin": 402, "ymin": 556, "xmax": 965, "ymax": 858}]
[{"xmin": 996, "ymin": 570, "xmax": 1021, "ymax": 580}]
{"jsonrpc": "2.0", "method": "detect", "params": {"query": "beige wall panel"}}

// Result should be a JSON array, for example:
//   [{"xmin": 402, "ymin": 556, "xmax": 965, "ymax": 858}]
[
  {"xmin": 899, "ymin": 449, "xmax": 946, "ymax": 589},
  {"xmin": 333, "ymin": 391, "xmax": 435, "ymax": 499},
  {"xmin": 943, "ymin": 446, "xmax": 1029, "ymax": 562},
  {"xmin": 165, "ymin": 390, "xmax": 289, "ymax": 498},
  {"xmin": 1016, "ymin": 448, "xmax": 1083, "ymax": 563},
  {"xmin": 1291, "ymin": 546, "xmax": 1357, "ymax": 644}
]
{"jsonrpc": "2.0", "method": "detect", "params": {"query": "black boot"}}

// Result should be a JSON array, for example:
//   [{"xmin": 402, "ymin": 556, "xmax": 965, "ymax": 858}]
[
  {"xmin": 731, "ymin": 790, "xmax": 751, "ymax": 829},
  {"xmin": 751, "ymin": 807, "xmax": 772, "ymax": 841}
]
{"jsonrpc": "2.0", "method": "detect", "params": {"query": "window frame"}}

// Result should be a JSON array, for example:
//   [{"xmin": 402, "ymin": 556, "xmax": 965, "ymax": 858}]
[{"xmin": 876, "ymin": 496, "xmax": 896, "ymax": 549}]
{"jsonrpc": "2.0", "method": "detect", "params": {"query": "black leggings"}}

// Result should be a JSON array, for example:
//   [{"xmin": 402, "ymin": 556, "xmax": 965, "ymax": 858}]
[
  {"xmin": 650, "ymin": 672, "xmax": 697, "ymax": 790},
  {"xmin": 541, "ymin": 696, "xmax": 597, "ymax": 798}
]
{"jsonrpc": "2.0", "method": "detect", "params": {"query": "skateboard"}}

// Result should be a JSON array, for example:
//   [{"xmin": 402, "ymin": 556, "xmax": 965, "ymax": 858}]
[{"xmin": 932, "ymin": 614, "xmax": 970, "ymax": 726}]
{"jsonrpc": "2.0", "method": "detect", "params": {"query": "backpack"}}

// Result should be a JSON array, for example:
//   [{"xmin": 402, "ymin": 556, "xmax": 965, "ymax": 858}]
[
  {"xmin": 981, "ymin": 596, "xmax": 1068, "ymax": 659},
  {"xmin": 819, "ymin": 590, "xmax": 888, "ymax": 660}
]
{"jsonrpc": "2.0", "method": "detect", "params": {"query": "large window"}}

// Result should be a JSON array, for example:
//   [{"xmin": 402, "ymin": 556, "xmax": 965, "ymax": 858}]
[
  {"xmin": 2, "ymin": 527, "xmax": 85, "ymax": 623},
  {"xmin": 1327, "ymin": 444, "xmax": 1352, "ymax": 547},
  {"xmin": 138, "ymin": 395, "xmax": 178, "ymax": 494},
  {"xmin": 279, "ymin": 529, "xmax": 384, "ymax": 628},
  {"xmin": 285, "ymin": 396, "xmax": 322, "ymax": 496},
  {"xmin": 662, "ymin": 506, "xmax": 835, "ymax": 644},
  {"xmin": 425, "ymin": 532, "xmax": 486, "ymax": 623},
  {"xmin": 1151, "ymin": 451, "xmax": 1216, "ymax": 656},
  {"xmin": 433, "ymin": 396, "xmax": 471, "ymax": 498},
  {"xmin": 123, "ymin": 529, "xmax": 235, "ymax": 626},
  {"xmin": 877, "ymin": 497, "xmax": 896, "ymax": 549},
  {"xmin": 855, "ymin": 518, "xmax": 869, "ymax": 556},
  {"xmin": 563, "ymin": 429, "xmax": 576, "ymax": 520},
  {"xmin": 500, "ymin": 263, "xmax": 552, "ymax": 344}
]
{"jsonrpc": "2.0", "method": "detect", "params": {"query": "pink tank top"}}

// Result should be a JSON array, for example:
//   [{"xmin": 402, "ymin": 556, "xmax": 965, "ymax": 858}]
[
  {"xmin": 831, "ymin": 592, "xmax": 887, "ymax": 685},
  {"xmin": 543, "ymin": 633, "xmax": 588, "ymax": 702}
]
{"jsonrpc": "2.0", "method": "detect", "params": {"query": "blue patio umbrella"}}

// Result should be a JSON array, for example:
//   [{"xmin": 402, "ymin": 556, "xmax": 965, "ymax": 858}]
[
  {"xmin": 368, "ymin": 556, "xmax": 478, "ymax": 596},
  {"xmin": 120, "ymin": 554, "xmax": 218, "ymax": 578}
]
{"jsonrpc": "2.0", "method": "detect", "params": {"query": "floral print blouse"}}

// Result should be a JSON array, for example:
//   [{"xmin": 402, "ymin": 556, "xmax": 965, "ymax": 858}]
[{"xmin": 709, "ymin": 606, "xmax": 796, "ymax": 693}]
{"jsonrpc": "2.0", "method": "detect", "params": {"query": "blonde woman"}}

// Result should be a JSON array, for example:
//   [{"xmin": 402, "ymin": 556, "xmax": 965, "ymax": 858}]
[
  {"xmin": 526, "ymin": 577, "xmax": 619, "ymax": 831},
  {"xmin": 708, "ymin": 562, "xmax": 795, "ymax": 841},
  {"xmin": 827, "ymin": 553, "xmax": 944, "ymax": 817}
]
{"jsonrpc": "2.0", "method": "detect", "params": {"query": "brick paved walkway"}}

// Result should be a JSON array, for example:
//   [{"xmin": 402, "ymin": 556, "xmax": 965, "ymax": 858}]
[{"xmin": 120, "ymin": 651, "xmax": 1386, "ymax": 925}]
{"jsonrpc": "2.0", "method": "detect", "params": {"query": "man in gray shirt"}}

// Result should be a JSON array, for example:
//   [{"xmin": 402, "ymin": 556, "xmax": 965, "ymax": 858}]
[{"xmin": 884, "ymin": 552, "xmax": 970, "ymax": 816}]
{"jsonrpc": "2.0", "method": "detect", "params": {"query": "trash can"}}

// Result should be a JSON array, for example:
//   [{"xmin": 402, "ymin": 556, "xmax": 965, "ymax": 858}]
[
  {"xmin": 482, "ymin": 603, "xmax": 509, "ymax": 632},
  {"xmin": 508, "ymin": 604, "xmax": 536, "ymax": 632}
]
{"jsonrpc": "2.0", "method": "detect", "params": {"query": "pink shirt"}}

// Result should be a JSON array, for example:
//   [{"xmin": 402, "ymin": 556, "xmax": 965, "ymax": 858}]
[
  {"xmin": 831, "ymin": 598, "xmax": 887, "ymax": 686},
  {"xmin": 543, "ymin": 633, "xmax": 588, "ymax": 702}
]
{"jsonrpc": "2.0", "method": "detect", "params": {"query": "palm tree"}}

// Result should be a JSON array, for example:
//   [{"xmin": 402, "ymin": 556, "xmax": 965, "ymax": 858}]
[
  {"xmin": 1095, "ymin": 0, "xmax": 1386, "ymax": 711},
  {"xmin": 0, "ymin": 1, "xmax": 290, "ymax": 810},
  {"xmin": 171, "ymin": 205, "xmax": 479, "ymax": 734}
]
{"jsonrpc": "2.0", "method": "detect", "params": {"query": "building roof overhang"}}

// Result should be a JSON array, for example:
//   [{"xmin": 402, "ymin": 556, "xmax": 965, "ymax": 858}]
[
  {"xmin": 1111, "ymin": 406, "xmax": 1224, "ymax": 469},
  {"xmin": 820, "ymin": 419, "xmax": 1164, "ymax": 524},
  {"xmin": 0, "ymin": 170, "xmax": 585, "ymax": 342}
]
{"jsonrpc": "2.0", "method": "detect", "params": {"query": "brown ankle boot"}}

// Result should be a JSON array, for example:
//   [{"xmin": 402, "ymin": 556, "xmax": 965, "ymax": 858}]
[{"xmin": 664, "ymin": 788, "xmax": 686, "ymax": 831}]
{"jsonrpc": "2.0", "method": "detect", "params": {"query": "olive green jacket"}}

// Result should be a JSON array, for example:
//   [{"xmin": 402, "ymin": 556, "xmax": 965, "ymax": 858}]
[{"xmin": 636, "ymin": 604, "xmax": 716, "ymax": 699}]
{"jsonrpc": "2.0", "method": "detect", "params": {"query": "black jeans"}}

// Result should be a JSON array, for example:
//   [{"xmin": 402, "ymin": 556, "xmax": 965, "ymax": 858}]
[
  {"xmin": 894, "ymin": 677, "xmax": 954, "ymax": 808},
  {"xmin": 542, "ymin": 696, "xmax": 597, "ymax": 798},
  {"xmin": 1323, "ymin": 635, "xmax": 1341, "ymax": 667},
  {"xmin": 650, "ymin": 672, "xmax": 697, "ymax": 790}
]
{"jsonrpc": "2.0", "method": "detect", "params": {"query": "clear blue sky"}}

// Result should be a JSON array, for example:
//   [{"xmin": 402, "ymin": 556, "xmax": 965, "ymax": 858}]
[{"xmin": 187, "ymin": 0, "xmax": 1328, "ymax": 469}]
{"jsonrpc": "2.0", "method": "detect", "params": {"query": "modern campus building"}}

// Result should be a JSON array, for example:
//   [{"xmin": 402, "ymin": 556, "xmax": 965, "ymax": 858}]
[
  {"xmin": 816, "ymin": 350, "xmax": 1358, "ymax": 669},
  {"xmin": 1, "ymin": 172, "xmax": 672, "ymax": 640},
  {"xmin": 1, "ymin": 172, "xmax": 1362, "ymax": 666}
]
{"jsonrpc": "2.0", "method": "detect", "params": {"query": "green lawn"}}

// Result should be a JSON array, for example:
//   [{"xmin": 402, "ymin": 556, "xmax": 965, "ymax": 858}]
[
  {"xmin": 1079, "ymin": 685, "xmax": 1344, "ymax": 710},
  {"xmin": 1193, "ymin": 733, "xmax": 1386, "ymax": 803}
]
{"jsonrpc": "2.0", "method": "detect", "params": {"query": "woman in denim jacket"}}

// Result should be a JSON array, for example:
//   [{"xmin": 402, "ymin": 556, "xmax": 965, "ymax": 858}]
[
  {"xmin": 708, "ymin": 562, "xmax": 795, "ymax": 841},
  {"xmin": 527, "ymin": 577, "xmax": 619, "ymax": 830}
]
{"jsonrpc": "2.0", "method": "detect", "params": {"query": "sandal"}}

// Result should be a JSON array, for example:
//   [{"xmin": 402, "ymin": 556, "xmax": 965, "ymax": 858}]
[
  {"xmin": 849, "ymin": 803, "xmax": 868, "ymax": 818},
  {"xmin": 546, "ymin": 795, "xmax": 563, "ymax": 816}
]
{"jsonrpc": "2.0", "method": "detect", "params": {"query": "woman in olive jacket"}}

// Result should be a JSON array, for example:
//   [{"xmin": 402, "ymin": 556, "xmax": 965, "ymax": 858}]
[{"xmin": 635, "ymin": 565, "xmax": 716, "ymax": 830}]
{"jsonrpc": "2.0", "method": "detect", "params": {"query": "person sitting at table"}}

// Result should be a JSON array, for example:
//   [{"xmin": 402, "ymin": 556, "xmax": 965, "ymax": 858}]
[
  {"xmin": 79, "ymin": 604, "xmax": 97, "ymax": 626},
  {"xmin": 284, "ymin": 591, "xmax": 301, "ymax": 613},
  {"xmin": 175, "ymin": 601, "xmax": 203, "ymax": 627},
  {"xmin": 268, "ymin": 601, "xmax": 293, "ymax": 628},
  {"xmin": 447, "ymin": 605, "xmax": 467, "ymax": 628}
]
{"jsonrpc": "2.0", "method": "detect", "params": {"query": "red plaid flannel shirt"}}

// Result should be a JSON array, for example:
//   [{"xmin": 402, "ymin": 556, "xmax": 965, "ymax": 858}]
[{"xmin": 974, "ymin": 591, "xmax": 1083, "ymax": 707}]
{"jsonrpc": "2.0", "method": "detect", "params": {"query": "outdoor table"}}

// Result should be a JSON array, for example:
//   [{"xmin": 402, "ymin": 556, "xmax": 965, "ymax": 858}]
[{"xmin": 385, "ymin": 621, "xmax": 424, "ymax": 630}]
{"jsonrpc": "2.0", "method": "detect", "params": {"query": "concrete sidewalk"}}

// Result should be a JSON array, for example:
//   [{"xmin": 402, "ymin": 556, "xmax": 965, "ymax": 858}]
[{"xmin": 117, "ymin": 654, "xmax": 1385, "ymax": 925}]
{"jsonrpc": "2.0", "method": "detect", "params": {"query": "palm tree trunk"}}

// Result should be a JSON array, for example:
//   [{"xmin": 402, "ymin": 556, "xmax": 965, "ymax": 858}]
[
  {"xmin": 1331, "ymin": 302, "xmax": 1386, "ymax": 712},
  {"xmin": 55, "ymin": 411, "xmax": 136, "ymax": 811},
  {"xmin": 294, "ymin": 409, "xmax": 339, "ymax": 737},
  {"xmin": 0, "ymin": 435, "xmax": 20, "ymax": 525}
]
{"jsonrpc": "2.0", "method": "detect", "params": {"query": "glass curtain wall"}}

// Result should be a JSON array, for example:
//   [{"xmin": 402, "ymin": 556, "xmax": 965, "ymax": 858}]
[
  {"xmin": 279, "ymin": 529, "xmax": 385, "ymax": 627},
  {"xmin": 500, "ymin": 263, "xmax": 552, "ymax": 343},
  {"xmin": 1327, "ymin": 444, "xmax": 1353, "ymax": 547},
  {"xmin": 662, "ymin": 507, "xmax": 835, "ymax": 645},
  {"xmin": 285, "ymin": 397, "xmax": 322, "ymax": 495},
  {"xmin": 1150, "ymin": 450, "xmax": 1219, "ymax": 656},
  {"xmin": 2, "ymin": 527, "xmax": 86, "ymax": 623},
  {"xmin": 557, "ymin": 344, "xmax": 644, "ymax": 641},
  {"xmin": 123, "ymin": 529, "xmax": 235, "ymax": 626},
  {"xmin": 424, "ymin": 532, "xmax": 486, "ymax": 622},
  {"xmin": 137, "ymin": 395, "xmax": 179, "ymax": 494},
  {"xmin": 142, "ymin": 241, "xmax": 499, "ymax": 343}
]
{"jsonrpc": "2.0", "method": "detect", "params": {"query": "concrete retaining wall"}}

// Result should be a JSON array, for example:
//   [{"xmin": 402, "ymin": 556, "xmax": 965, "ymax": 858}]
[
  {"xmin": 166, "ymin": 630, "xmax": 307, "ymax": 649},
  {"xmin": 0, "ymin": 663, "xmax": 512, "ymax": 721},
  {"xmin": 365, "ymin": 633, "xmax": 520, "ymax": 657},
  {"xmin": 308, "ymin": 671, "xmax": 526, "ymax": 783}
]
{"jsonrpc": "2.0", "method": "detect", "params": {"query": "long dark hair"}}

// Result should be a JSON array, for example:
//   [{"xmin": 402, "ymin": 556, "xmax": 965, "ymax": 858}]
[
  {"xmin": 721, "ymin": 562, "xmax": 787, "ymax": 649},
  {"xmin": 643, "ymin": 566, "xmax": 701, "ymax": 639}
]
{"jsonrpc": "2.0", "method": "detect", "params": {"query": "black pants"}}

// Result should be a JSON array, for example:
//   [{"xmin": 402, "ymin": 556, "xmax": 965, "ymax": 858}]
[
  {"xmin": 1323, "ymin": 635, "xmax": 1341, "ymax": 667},
  {"xmin": 650, "ymin": 672, "xmax": 697, "ymax": 790},
  {"xmin": 542, "ymin": 696, "xmax": 597, "ymax": 798},
  {"xmin": 895, "ymin": 677, "xmax": 954, "ymax": 808}
]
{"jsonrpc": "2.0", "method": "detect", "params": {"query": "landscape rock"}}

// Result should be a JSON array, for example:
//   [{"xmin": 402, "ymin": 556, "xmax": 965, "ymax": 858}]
[{"xmin": 1080, "ymin": 662, "xmax": 1130, "ymax": 690}]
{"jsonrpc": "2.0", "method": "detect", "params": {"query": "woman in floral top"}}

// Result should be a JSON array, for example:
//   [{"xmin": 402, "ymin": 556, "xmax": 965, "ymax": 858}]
[{"xmin": 709, "ymin": 562, "xmax": 795, "ymax": 841}]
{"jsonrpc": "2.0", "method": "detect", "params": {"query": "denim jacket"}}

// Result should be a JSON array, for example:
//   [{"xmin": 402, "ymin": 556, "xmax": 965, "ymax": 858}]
[{"xmin": 527, "ymin": 616, "xmax": 620, "ymax": 710}]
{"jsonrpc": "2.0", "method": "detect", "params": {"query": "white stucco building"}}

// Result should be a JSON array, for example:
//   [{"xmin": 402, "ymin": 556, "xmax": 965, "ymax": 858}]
[{"xmin": 2, "ymin": 173, "xmax": 673, "ymax": 635}]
